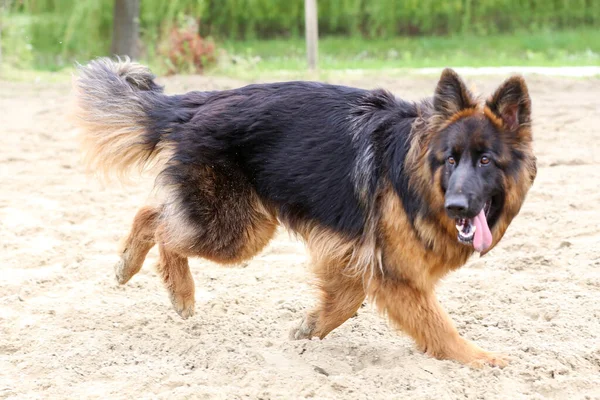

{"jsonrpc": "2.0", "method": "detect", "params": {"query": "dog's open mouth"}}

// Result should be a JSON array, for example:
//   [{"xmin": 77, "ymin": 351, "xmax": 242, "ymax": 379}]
[{"xmin": 455, "ymin": 200, "xmax": 493, "ymax": 253}]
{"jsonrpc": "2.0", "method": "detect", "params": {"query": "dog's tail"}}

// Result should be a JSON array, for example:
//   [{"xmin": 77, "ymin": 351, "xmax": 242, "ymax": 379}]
[{"xmin": 70, "ymin": 57, "xmax": 180, "ymax": 181}]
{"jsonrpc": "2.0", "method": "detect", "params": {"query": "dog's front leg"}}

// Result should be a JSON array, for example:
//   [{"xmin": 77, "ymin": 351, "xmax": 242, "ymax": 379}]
[
  {"xmin": 373, "ymin": 282, "xmax": 508, "ymax": 368},
  {"xmin": 290, "ymin": 271, "xmax": 365, "ymax": 341}
]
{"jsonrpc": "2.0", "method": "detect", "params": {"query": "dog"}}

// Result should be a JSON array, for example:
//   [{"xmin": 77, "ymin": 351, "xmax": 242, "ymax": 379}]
[{"xmin": 71, "ymin": 58, "xmax": 536, "ymax": 367}]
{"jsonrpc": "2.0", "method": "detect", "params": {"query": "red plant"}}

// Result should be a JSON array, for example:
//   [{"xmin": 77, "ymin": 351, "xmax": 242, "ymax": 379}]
[{"xmin": 160, "ymin": 24, "xmax": 216, "ymax": 75}]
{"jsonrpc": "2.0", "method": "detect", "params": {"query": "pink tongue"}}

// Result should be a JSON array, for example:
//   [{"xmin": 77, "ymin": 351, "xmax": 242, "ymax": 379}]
[{"xmin": 472, "ymin": 210, "xmax": 493, "ymax": 253}]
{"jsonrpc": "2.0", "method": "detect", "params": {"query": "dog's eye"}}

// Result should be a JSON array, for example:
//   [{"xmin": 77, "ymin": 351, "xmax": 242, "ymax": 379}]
[
  {"xmin": 480, "ymin": 156, "xmax": 490, "ymax": 165},
  {"xmin": 447, "ymin": 156, "xmax": 456, "ymax": 165}
]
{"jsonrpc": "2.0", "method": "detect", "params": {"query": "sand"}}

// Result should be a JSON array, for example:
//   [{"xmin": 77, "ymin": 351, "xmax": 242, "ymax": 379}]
[{"xmin": 1, "ymin": 71, "xmax": 599, "ymax": 399}]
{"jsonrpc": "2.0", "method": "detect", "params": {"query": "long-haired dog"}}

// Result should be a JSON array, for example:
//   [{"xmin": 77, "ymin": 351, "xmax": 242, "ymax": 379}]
[{"xmin": 71, "ymin": 58, "xmax": 536, "ymax": 367}]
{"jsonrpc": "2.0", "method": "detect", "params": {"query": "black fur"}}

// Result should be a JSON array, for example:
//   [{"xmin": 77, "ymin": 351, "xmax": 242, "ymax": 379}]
[
  {"xmin": 430, "ymin": 116, "xmax": 508, "ymax": 227},
  {"xmin": 139, "ymin": 81, "xmax": 422, "ymax": 238},
  {"xmin": 77, "ymin": 59, "xmax": 533, "ymax": 250}
]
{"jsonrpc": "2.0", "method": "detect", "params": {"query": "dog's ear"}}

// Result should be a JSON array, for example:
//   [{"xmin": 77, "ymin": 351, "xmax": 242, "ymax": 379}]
[
  {"xmin": 433, "ymin": 68, "xmax": 476, "ymax": 118},
  {"xmin": 486, "ymin": 76, "xmax": 531, "ymax": 133}
]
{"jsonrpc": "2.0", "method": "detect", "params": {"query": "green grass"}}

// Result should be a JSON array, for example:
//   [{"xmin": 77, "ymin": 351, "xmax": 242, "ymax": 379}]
[
  {"xmin": 0, "ymin": 64, "xmax": 74, "ymax": 83},
  {"xmin": 2, "ymin": 23, "xmax": 599, "ymax": 83},
  {"xmin": 216, "ymin": 29, "xmax": 600, "ymax": 76}
]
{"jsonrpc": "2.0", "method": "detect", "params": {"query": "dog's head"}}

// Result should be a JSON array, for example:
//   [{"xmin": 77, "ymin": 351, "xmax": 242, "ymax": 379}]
[{"xmin": 427, "ymin": 69, "xmax": 537, "ymax": 254}]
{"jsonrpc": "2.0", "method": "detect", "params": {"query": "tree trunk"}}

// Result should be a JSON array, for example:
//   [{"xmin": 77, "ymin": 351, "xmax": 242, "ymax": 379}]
[
  {"xmin": 0, "ymin": 0, "xmax": 9, "ymax": 68},
  {"xmin": 111, "ymin": 0, "xmax": 140, "ymax": 59},
  {"xmin": 0, "ymin": 9, "xmax": 3, "ymax": 69}
]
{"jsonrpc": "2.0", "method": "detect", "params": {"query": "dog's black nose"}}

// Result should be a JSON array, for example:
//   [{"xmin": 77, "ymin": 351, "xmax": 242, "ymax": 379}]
[{"xmin": 445, "ymin": 195, "xmax": 469, "ymax": 217}]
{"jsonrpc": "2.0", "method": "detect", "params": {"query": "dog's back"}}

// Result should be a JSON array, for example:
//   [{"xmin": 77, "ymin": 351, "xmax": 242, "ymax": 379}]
[{"xmin": 71, "ymin": 57, "xmax": 418, "ymax": 237}]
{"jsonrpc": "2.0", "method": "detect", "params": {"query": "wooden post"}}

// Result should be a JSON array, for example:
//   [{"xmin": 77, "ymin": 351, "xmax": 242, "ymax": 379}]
[
  {"xmin": 305, "ymin": 0, "xmax": 318, "ymax": 70},
  {"xmin": 111, "ymin": 0, "xmax": 140, "ymax": 59}
]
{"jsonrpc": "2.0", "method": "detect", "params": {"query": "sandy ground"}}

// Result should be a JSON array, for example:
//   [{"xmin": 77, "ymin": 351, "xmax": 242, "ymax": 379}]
[{"xmin": 1, "ymin": 71, "xmax": 599, "ymax": 400}]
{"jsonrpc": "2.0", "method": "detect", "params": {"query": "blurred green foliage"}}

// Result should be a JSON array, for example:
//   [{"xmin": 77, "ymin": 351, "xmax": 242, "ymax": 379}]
[
  {"xmin": 1, "ymin": 0, "xmax": 599, "ymax": 71},
  {"xmin": 200, "ymin": 0, "xmax": 600, "ymax": 39}
]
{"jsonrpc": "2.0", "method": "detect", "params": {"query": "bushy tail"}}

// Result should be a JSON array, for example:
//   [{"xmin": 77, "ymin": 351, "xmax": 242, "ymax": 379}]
[{"xmin": 70, "ymin": 57, "xmax": 171, "ymax": 181}]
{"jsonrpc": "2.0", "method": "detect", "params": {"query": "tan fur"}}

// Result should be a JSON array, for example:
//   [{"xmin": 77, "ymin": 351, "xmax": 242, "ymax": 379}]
[
  {"xmin": 290, "ymin": 225, "xmax": 367, "ymax": 340},
  {"xmin": 378, "ymin": 186, "xmax": 472, "ymax": 290},
  {"xmin": 437, "ymin": 106, "xmax": 481, "ymax": 131},
  {"xmin": 483, "ymin": 105, "xmax": 505, "ymax": 130},
  {"xmin": 428, "ymin": 68, "xmax": 479, "ymax": 131},
  {"xmin": 287, "ymin": 218, "xmax": 382, "ymax": 288},
  {"xmin": 362, "ymin": 187, "xmax": 511, "ymax": 366},
  {"xmin": 69, "ymin": 57, "xmax": 173, "ymax": 181},
  {"xmin": 483, "ymin": 160, "xmax": 536, "ymax": 255},
  {"xmin": 155, "ymin": 225, "xmax": 196, "ymax": 319},
  {"xmin": 368, "ymin": 279, "xmax": 507, "ymax": 367},
  {"xmin": 114, "ymin": 166, "xmax": 279, "ymax": 319},
  {"xmin": 113, "ymin": 205, "xmax": 195, "ymax": 319},
  {"xmin": 286, "ymin": 185, "xmax": 506, "ymax": 367},
  {"xmin": 114, "ymin": 206, "xmax": 160, "ymax": 284},
  {"xmin": 157, "ymin": 165, "xmax": 279, "ymax": 263}
]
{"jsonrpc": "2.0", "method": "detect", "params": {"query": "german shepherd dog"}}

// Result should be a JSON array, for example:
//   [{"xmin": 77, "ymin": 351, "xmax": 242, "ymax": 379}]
[{"xmin": 71, "ymin": 58, "xmax": 536, "ymax": 367}]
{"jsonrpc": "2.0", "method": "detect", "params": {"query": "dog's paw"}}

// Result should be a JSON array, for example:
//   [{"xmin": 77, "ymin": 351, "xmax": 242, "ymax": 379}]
[
  {"xmin": 169, "ymin": 291, "xmax": 195, "ymax": 320},
  {"xmin": 114, "ymin": 257, "xmax": 130, "ymax": 285},
  {"xmin": 426, "ymin": 338, "xmax": 510, "ymax": 368},
  {"xmin": 289, "ymin": 316, "xmax": 316, "ymax": 340},
  {"xmin": 467, "ymin": 351, "xmax": 510, "ymax": 369}
]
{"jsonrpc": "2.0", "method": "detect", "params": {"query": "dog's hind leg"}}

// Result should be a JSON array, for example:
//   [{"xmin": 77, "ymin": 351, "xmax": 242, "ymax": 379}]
[
  {"xmin": 115, "ymin": 206, "xmax": 159, "ymax": 284},
  {"xmin": 155, "ymin": 227, "xmax": 195, "ymax": 319},
  {"xmin": 151, "ymin": 164, "xmax": 278, "ymax": 318}
]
